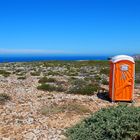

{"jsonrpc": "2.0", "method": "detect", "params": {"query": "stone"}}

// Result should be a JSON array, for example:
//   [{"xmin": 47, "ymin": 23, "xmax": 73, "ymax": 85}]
[
  {"xmin": 26, "ymin": 117, "xmax": 34, "ymax": 124},
  {"xmin": 2, "ymin": 138, "xmax": 10, "ymax": 140},
  {"xmin": 59, "ymin": 135, "xmax": 67, "ymax": 140},
  {"xmin": 24, "ymin": 132, "xmax": 37, "ymax": 140}
]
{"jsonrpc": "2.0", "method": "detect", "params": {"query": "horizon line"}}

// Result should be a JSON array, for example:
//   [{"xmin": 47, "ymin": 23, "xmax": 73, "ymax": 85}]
[{"xmin": 0, "ymin": 49, "xmax": 134, "ymax": 56}]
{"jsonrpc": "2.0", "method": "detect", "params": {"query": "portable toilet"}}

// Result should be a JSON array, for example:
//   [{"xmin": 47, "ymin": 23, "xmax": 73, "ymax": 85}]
[{"xmin": 109, "ymin": 55, "xmax": 135, "ymax": 102}]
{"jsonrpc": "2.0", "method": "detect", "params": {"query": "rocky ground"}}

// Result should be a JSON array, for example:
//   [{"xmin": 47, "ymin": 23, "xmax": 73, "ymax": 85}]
[{"xmin": 0, "ymin": 61, "xmax": 140, "ymax": 140}]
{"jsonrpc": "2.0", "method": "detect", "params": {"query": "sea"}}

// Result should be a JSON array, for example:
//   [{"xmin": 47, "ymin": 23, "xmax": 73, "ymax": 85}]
[{"xmin": 0, "ymin": 55, "xmax": 109, "ymax": 63}]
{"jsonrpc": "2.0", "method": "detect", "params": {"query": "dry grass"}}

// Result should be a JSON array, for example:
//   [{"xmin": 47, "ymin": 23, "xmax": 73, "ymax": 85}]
[{"xmin": 40, "ymin": 102, "xmax": 91, "ymax": 116}]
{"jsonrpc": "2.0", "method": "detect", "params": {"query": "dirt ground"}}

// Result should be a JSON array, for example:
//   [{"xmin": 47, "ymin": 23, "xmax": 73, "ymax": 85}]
[{"xmin": 0, "ymin": 75, "xmax": 140, "ymax": 140}]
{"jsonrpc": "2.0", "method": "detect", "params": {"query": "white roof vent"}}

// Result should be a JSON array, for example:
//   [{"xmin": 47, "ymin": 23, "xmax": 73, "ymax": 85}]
[{"xmin": 111, "ymin": 55, "xmax": 135, "ymax": 63}]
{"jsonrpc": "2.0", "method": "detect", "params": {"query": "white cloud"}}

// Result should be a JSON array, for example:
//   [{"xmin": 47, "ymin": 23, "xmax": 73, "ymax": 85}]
[{"xmin": 0, "ymin": 49, "xmax": 67, "ymax": 54}]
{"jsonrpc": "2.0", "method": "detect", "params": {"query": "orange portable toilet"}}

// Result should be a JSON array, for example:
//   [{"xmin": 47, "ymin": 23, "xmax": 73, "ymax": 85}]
[{"xmin": 109, "ymin": 55, "xmax": 135, "ymax": 102}]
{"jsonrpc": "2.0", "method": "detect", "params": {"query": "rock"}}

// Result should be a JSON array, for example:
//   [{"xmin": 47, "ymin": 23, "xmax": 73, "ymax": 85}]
[
  {"xmin": 23, "ymin": 132, "xmax": 37, "ymax": 140},
  {"xmin": 2, "ymin": 138, "xmax": 10, "ymax": 140},
  {"xmin": 59, "ymin": 135, "xmax": 67, "ymax": 140},
  {"xmin": 56, "ymin": 130, "xmax": 62, "ymax": 135},
  {"xmin": 26, "ymin": 117, "xmax": 34, "ymax": 124}
]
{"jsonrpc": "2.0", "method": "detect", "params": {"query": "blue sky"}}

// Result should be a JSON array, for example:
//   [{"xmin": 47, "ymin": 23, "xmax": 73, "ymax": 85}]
[{"xmin": 0, "ymin": 0, "xmax": 140, "ymax": 56}]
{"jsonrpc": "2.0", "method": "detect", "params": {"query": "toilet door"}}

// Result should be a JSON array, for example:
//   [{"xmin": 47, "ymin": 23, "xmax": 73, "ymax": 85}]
[{"xmin": 114, "ymin": 61, "xmax": 134, "ymax": 101}]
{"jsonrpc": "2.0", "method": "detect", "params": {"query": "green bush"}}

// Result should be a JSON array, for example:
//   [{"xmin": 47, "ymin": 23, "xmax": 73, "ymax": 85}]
[
  {"xmin": 68, "ymin": 79, "xmax": 100, "ymax": 95},
  {"xmin": 94, "ymin": 75, "xmax": 101, "ymax": 81},
  {"xmin": 136, "ymin": 61, "xmax": 140, "ymax": 74},
  {"xmin": 17, "ymin": 76, "xmax": 26, "ymax": 80},
  {"xmin": 0, "ymin": 93, "xmax": 11, "ymax": 104},
  {"xmin": 30, "ymin": 71, "xmax": 40, "ymax": 76},
  {"xmin": 55, "ymin": 85, "xmax": 66, "ymax": 92},
  {"xmin": 68, "ymin": 85, "xmax": 99, "ymax": 95},
  {"xmin": 15, "ymin": 69, "xmax": 23, "ymax": 73},
  {"xmin": 38, "ymin": 77, "xmax": 56, "ymax": 83},
  {"xmin": 47, "ymin": 71, "xmax": 61, "ymax": 76},
  {"xmin": 135, "ymin": 78, "xmax": 140, "ymax": 84},
  {"xmin": 70, "ymin": 79, "xmax": 87, "ymax": 87},
  {"xmin": 66, "ymin": 105, "xmax": 140, "ymax": 140},
  {"xmin": 100, "ymin": 68, "xmax": 109, "ymax": 75},
  {"xmin": 0, "ymin": 70, "xmax": 11, "ymax": 77},
  {"xmin": 37, "ymin": 84, "xmax": 56, "ymax": 91},
  {"xmin": 37, "ymin": 84, "xmax": 65, "ymax": 92},
  {"xmin": 102, "ymin": 79, "xmax": 109, "ymax": 85},
  {"xmin": 136, "ymin": 79, "xmax": 140, "ymax": 84}
]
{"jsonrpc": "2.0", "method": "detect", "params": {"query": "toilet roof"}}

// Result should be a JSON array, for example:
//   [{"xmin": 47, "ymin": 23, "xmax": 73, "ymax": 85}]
[{"xmin": 111, "ymin": 55, "xmax": 135, "ymax": 63}]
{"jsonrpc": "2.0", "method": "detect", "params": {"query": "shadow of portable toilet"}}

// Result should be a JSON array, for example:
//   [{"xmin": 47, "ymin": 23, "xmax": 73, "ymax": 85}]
[{"xmin": 109, "ymin": 55, "xmax": 135, "ymax": 102}]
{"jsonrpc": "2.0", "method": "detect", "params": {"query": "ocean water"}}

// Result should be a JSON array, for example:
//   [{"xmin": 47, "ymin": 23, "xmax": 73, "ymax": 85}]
[{"xmin": 0, "ymin": 55, "xmax": 108, "ymax": 63}]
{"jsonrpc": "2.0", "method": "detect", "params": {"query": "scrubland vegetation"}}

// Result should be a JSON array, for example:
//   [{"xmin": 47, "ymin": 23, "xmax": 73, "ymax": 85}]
[
  {"xmin": 66, "ymin": 105, "xmax": 140, "ymax": 140},
  {"xmin": 135, "ymin": 61, "xmax": 140, "ymax": 84},
  {"xmin": 0, "ymin": 60, "xmax": 140, "ymax": 139},
  {"xmin": 35, "ymin": 61, "xmax": 110, "ymax": 95}
]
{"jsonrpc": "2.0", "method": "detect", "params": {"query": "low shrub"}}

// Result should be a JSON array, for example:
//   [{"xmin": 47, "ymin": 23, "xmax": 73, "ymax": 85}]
[
  {"xmin": 15, "ymin": 69, "xmax": 23, "ymax": 73},
  {"xmin": 66, "ymin": 105, "xmax": 140, "ymax": 140},
  {"xmin": 68, "ymin": 79, "xmax": 99, "ymax": 95},
  {"xmin": 136, "ymin": 61, "xmax": 140, "ymax": 74},
  {"xmin": 102, "ymin": 79, "xmax": 109, "ymax": 85},
  {"xmin": 37, "ymin": 84, "xmax": 65, "ymax": 92},
  {"xmin": 135, "ymin": 78, "xmax": 140, "ymax": 84},
  {"xmin": 0, "ymin": 93, "xmax": 11, "ymax": 104},
  {"xmin": 47, "ymin": 71, "xmax": 61, "ymax": 76},
  {"xmin": 70, "ymin": 79, "xmax": 87, "ymax": 87},
  {"xmin": 69, "ymin": 73, "xmax": 79, "ymax": 76},
  {"xmin": 17, "ymin": 76, "xmax": 26, "ymax": 80},
  {"xmin": 100, "ymin": 68, "xmax": 109, "ymax": 75},
  {"xmin": 94, "ymin": 75, "xmax": 101, "ymax": 81},
  {"xmin": 0, "ymin": 70, "xmax": 11, "ymax": 77},
  {"xmin": 55, "ymin": 85, "xmax": 66, "ymax": 92},
  {"xmin": 30, "ymin": 71, "xmax": 40, "ymax": 76},
  {"xmin": 68, "ymin": 84, "xmax": 99, "ymax": 95},
  {"xmin": 37, "ymin": 84, "xmax": 56, "ymax": 91},
  {"xmin": 38, "ymin": 77, "xmax": 56, "ymax": 83}
]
